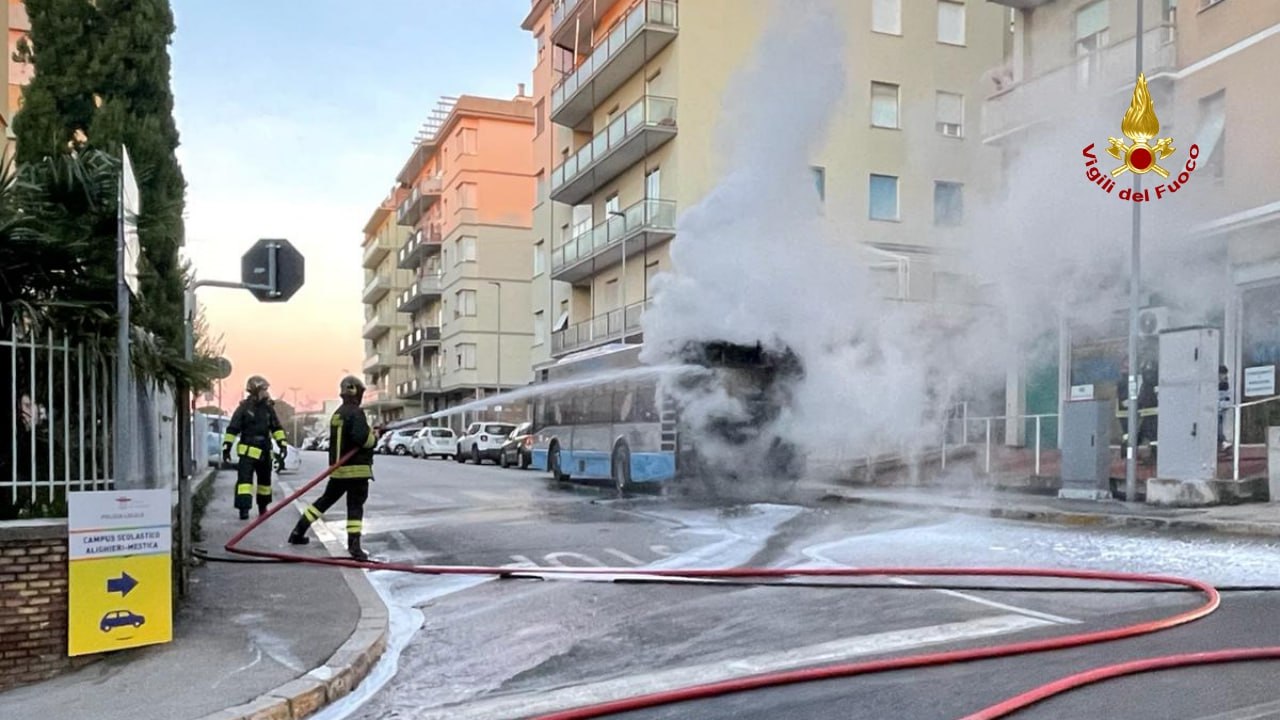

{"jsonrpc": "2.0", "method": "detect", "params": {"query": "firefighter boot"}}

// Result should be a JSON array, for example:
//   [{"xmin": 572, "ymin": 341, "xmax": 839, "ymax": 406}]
[
  {"xmin": 287, "ymin": 518, "xmax": 311, "ymax": 546},
  {"xmin": 348, "ymin": 535, "xmax": 370, "ymax": 562}
]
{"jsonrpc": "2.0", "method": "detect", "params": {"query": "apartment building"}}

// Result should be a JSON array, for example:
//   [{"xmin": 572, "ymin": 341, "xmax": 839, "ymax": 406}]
[
  {"xmin": 522, "ymin": 0, "xmax": 1007, "ymax": 373},
  {"xmin": 3, "ymin": 0, "xmax": 30, "ymax": 154},
  {"xmin": 985, "ymin": 0, "xmax": 1280, "ymax": 442},
  {"xmin": 390, "ymin": 93, "xmax": 536, "ymax": 425},
  {"xmin": 360, "ymin": 187, "xmax": 415, "ymax": 425}
]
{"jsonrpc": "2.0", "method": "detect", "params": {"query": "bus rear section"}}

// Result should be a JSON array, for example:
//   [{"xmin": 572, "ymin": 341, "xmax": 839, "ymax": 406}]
[{"xmin": 530, "ymin": 344, "xmax": 677, "ymax": 492}]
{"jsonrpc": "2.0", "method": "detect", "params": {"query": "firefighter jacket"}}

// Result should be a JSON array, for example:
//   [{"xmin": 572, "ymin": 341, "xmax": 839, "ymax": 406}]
[
  {"xmin": 224, "ymin": 398, "xmax": 287, "ymax": 461},
  {"xmin": 329, "ymin": 400, "xmax": 376, "ymax": 479}
]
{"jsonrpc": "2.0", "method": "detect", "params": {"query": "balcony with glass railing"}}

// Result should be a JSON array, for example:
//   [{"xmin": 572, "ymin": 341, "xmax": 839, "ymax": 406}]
[
  {"xmin": 361, "ymin": 274, "xmax": 391, "ymax": 304},
  {"xmin": 551, "ymin": 198, "xmax": 676, "ymax": 284},
  {"xmin": 982, "ymin": 25, "xmax": 1177, "ymax": 143},
  {"xmin": 361, "ymin": 307, "xmax": 396, "ymax": 340},
  {"xmin": 396, "ymin": 273, "xmax": 445, "ymax": 314},
  {"xmin": 396, "ymin": 225, "xmax": 444, "ymax": 270},
  {"xmin": 551, "ymin": 1, "xmax": 679, "ymax": 131},
  {"xmin": 550, "ymin": 95, "xmax": 677, "ymax": 206},
  {"xmin": 551, "ymin": 299, "xmax": 650, "ymax": 356},
  {"xmin": 397, "ymin": 325, "xmax": 442, "ymax": 355},
  {"xmin": 396, "ymin": 372, "xmax": 444, "ymax": 399},
  {"xmin": 396, "ymin": 175, "xmax": 444, "ymax": 228}
]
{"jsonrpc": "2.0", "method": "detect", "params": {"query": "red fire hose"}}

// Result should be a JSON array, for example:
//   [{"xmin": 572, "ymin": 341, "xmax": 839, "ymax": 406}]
[{"xmin": 225, "ymin": 454, "xmax": 1280, "ymax": 719}]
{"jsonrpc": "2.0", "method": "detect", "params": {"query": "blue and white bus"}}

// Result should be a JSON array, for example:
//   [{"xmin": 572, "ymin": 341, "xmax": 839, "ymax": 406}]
[{"xmin": 530, "ymin": 340, "xmax": 806, "ymax": 493}]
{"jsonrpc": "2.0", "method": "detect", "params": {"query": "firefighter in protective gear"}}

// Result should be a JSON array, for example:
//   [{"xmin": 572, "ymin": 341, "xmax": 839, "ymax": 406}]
[
  {"xmin": 224, "ymin": 375, "xmax": 288, "ymax": 520},
  {"xmin": 288, "ymin": 374, "xmax": 376, "ymax": 561}
]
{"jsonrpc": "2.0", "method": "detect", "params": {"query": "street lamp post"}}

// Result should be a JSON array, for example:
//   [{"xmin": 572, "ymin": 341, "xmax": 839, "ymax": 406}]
[
  {"xmin": 488, "ymin": 281, "xmax": 502, "ymax": 400},
  {"xmin": 288, "ymin": 386, "xmax": 302, "ymax": 443},
  {"xmin": 1125, "ymin": 0, "xmax": 1145, "ymax": 504}
]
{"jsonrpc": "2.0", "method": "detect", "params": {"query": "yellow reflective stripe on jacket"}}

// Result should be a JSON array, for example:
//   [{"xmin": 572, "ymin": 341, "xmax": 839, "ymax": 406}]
[
  {"xmin": 235, "ymin": 483, "xmax": 252, "ymax": 496},
  {"xmin": 237, "ymin": 444, "xmax": 264, "ymax": 460},
  {"xmin": 256, "ymin": 485, "xmax": 273, "ymax": 496},
  {"xmin": 345, "ymin": 519, "xmax": 363, "ymax": 534},
  {"xmin": 272, "ymin": 429, "xmax": 286, "ymax": 442},
  {"xmin": 362, "ymin": 431, "xmax": 376, "ymax": 449},
  {"xmin": 302, "ymin": 505, "xmax": 322, "ymax": 522},
  {"xmin": 332, "ymin": 465, "xmax": 372, "ymax": 479},
  {"xmin": 223, "ymin": 433, "xmax": 237, "ymax": 444}
]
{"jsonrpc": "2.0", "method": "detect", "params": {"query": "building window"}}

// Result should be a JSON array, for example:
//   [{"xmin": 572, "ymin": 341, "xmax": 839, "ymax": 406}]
[
  {"xmin": 461, "ymin": 128, "xmax": 478, "ymax": 155},
  {"xmin": 535, "ymin": 171, "xmax": 546, "ymax": 204},
  {"xmin": 1197, "ymin": 89, "xmax": 1226, "ymax": 181},
  {"xmin": 604, "ymin": 193, "xmax": 620, "ymax": 217},
  {"xmin": 455, "ymin": 235, "xmax": 476, "ymax": 264},
  {"xmin": 936, "ymin": 92, "xmax": 964, "ymax": 138},
  {"xmin": 645, "ymin": 260, "xmax": 660, "ymax": 297},
  {"xmin": 605, "ymin": 278, "xmax": 620, "ymax": 309},
  {"xmin": 533, "ymin": 311, "xmax": 546, "ymax": 346},
  {"xmin": 871, "ymin": 82, "xmax": 899, "ymax": 129},
  {"xmin": 934, "ymin": 181, "xmax": 963, "ymax": 226},
  {"xmin": 872, "ymin": 0, "xmax": 901, "ymax": 35},
  {"xmin": 937, "ymin": 1, "xmax": 966, "ymax": 45},
  {"xmin": 811, "ymin": 166, "xmax": 825, "ymax": 202},
  {"xmin": 455, "ymin": 289, "xmax": 477, "ymax": 318},
  {"xmin": 555, "ymin": 300, "xmax": 570, "ymax": 333},
  {"xmin": 456, "ymin": 343, "xmax": 476, "ymax": 370},
  {"xmin": 534, "ymin": 240, "xmax": 546, "ymax": 276},
  {"xmin": 458, "ymin": 182, "xmax": 478, "ymax": 209},
  {"xmin": 535, "ymin": 99, "xmax": 545, "ymax": 137},
  {"xmin": 536, "ymin": 30, "xmax": 545, "ymax": 63},
  {"xmin": 1075, "ymin": 1, "xmax": 1109, "ymax": 87},
  {"xmin": 645, "ymin": 167, "xmax": 661, "ymax": 199},
  {"xmin": 869, "ymin": 174, "xmax": 899, "ymax": 221}
]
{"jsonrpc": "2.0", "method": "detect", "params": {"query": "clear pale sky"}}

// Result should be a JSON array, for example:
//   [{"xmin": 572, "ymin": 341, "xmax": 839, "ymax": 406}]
[{"xmin": 170, "ymin": 0, "xmax": 531, "ymax": 414}]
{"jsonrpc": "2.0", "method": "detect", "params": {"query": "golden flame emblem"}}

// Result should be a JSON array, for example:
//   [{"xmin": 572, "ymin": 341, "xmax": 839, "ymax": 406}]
[{"xmin": 1107, "ymin": 74, "xmax": 1176, "ymax": 178}]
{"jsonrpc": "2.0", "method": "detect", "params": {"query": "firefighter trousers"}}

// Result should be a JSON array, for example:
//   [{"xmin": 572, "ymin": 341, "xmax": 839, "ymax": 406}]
[
  {"xmin": 297, "ymin": 478, "xmax": 369, "ymax": 538},
  {"xmin": 234, "ymin": 445, "xmax": 274, "ymax": 512}
]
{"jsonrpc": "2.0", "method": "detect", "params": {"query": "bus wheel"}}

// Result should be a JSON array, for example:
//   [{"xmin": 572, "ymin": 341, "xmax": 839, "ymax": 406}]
[
  {"xmin": 611, "ymin": 444, "xmax": 632, "ymax": 496},
  {"xmin": 550, "ymin": 444, "xmax": 570, "ymax": 484}
]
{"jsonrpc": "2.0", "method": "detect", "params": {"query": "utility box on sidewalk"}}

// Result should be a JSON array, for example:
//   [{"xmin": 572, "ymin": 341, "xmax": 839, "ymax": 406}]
[
  {"xmin": 1059, "ymin": 399, "xmax": 1112, "ymax": 500},
  {"xmin": 1155, "ymin": 327, "xmax": 1219, "ymax": 482}
]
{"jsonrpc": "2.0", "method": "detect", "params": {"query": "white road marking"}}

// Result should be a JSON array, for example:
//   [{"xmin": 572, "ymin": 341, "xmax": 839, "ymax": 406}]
[
  {"xmin": 506, "ymin": 554, "xmax": 539, "ymax": 568},
  {"xmin": 1194, "ymin": 699, "xmax": 1280, "ymax": 720},
  {"xmin": 544, "ymin": 551, "xmax": 607, "ymax": 567},
  {"xmin": 603, "ymin": 547, "xmax": 646, "ymax": 566},
  {"xmin": 419, "ymin": 614, "xmax": 1055, "ymax": 720},
  {"xmin": 801, "ymin": 542, "xmax": 1079, "ymax": 626}
]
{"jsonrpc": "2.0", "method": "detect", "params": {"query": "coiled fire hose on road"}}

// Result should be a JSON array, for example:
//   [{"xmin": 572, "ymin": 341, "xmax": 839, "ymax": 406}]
[{"xmin": 221, "ymin": 453, "xmax": 1280, "ymax": 719}]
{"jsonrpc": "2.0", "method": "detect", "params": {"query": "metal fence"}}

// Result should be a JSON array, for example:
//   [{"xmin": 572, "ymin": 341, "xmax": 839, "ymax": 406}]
[{"xmin": 1, "ymin": 325, "xmax": 177, "ymax": 514}]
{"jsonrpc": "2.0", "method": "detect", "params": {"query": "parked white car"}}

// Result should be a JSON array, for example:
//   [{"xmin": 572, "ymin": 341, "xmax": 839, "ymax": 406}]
[
  {"xmin": 455, "ymin": 421, "xmax": 518, "ymax": 465},
  {"xmin": 381, "ymin": 428, "xmax": 419, "ymax": 456},
  {"xmin": 411, "ymin": 427, "xmax": 457, "ymax": 459}
]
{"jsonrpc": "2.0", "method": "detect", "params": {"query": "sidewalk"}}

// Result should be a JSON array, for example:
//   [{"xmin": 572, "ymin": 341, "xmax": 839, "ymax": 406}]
[
  {"xmin": 0, "ymin": 469, "xmax": 387, "ymax": 720},
  {"xmin": 814, "ymin": 480, "xmax": 1280, "ymax": 538}
]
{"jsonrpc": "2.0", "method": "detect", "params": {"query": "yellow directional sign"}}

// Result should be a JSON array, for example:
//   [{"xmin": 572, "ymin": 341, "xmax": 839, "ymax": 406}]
[{"xmin": 67, "ymin": 490, "xmax": 173, "ymax": 657}]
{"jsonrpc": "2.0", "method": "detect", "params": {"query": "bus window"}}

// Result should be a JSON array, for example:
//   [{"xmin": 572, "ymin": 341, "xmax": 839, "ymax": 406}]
[
  {"xmin": 588, "ymin": 384, "xmax": 614, "ymax": 424},
  {"xmin": 615, "ymin": 384, "xmax": 635, "ymax": 423},
  {"xmin": 634, "ymin": 380, "xmax": 658, "ymax": 422}
]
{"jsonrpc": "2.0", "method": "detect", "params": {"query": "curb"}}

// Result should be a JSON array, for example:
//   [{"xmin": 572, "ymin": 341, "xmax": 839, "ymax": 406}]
[
  {"xmin": 193, "ymin": 478, "xmax": 390, "ymax": 720},
  {"xmin": 819, "ymin": 489, "xmax": 1280, "ymax": 540}
]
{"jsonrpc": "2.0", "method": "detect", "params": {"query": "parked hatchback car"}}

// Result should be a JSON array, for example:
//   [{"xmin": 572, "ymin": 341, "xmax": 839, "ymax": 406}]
[
  {"xmin": 411, "ymin": 426, "xmax": 457, "ymax": 459},
  {"xmin": 381, "ymin": 428, "xmax": 419, "ymax": 456},
  {"xmin": 456, "ymin": 422, "xmax": 518, "ymax": 464},
  {"xmin": 499, "ymin": 422, "xmax": 534, "ymax": 469}
]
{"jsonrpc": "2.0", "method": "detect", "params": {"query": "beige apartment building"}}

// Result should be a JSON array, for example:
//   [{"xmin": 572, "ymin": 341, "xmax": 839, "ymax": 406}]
[
  {"xmin": 521, "ymin": 0, "xmax": 1008, "ymax": 373},
  {"xmin": 389, "ymin": 93, "xmax": 536, "ymax": 426},
  {"xmin": 360, "ymin": 187, "xmax": 415, "ymax": 425},
  {"xmin": 986, "ymin": 0, "xmax": 1280, "ymax": 444}
]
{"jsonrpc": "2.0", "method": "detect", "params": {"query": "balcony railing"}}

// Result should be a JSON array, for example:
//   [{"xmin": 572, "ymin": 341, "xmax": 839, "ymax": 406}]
[
  {"xmin": 361, "ymin": 274, "xmax": 391, "ymax": 304},
  {"xmin": 362, "ymin": 353, "xmax": 390, "ymax": 373},
  {"xmin": 551, "ymin": 1, "xmax": 679, "ymax": 130},
  {"xmin": 362, "ymin": 234, "xmax": 397, "ymax": 269},
  {"xmin": 361, "ymin": 308, "xmax": 396, "ymax": 340},
  {"xmin": 551, "ymin": 0, "xmax": 588, "ymax": 34},
  {"xmin": 552, "ymin": 198, "xmax": 676, "ymax": 284},
  {"xmin": 396, "ymin": 175, "xmax": 444, "ymax": 228},
  {"xmin": 397, "ymin": 225, "xmax": 444, "ymax": 270},
  {"xmin": 552, "ymin": 299, "xmax": 651, "ymax": 356},
  {"xmin": 396, "ymin": 273, "xmax": 445, "ymax": 313},
  {"xmin": 397, "ymin": 373, "xmax": 444, "ymax": 399},
  {"xmin": 397, "ymin": 325, "xmax": 442, "ymax": 355},
  {"xmin": 550, "ymin": 95, "xmax": 677, "ymax": 206},
  {"xmin": 982, "ymin": 25, "xmax": 1177, "ymax": 142}
]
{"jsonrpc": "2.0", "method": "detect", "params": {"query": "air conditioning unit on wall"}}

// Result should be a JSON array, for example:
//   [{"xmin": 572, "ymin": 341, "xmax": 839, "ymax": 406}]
[{"xmin": 1138, "ymin": 306, "xmax": 1170, "ymax": 337}]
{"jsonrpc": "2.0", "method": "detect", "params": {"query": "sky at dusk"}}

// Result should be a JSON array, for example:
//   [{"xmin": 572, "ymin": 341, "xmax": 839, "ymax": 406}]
[{"xmin": 169, "ymin": 0, "xmax": 532, "ymax": 414}]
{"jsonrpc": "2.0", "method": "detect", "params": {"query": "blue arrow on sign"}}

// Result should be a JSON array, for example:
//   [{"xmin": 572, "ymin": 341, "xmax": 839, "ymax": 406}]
[{"xmin": 107, "ymin": 572, "xmax": 138, "ymax": 597}]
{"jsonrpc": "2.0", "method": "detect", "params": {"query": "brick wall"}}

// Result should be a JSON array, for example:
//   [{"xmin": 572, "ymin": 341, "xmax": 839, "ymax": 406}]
[{"xmin": 0, "ymin": 520, "xmax": 69, "ymax": 693}]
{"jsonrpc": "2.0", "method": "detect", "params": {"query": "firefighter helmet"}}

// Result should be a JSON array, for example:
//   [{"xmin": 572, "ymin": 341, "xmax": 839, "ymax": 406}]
[
  {"xmin": 339, "ymin": 374, "xmax": 365, "ymax": 398},
  {"xmin": 246, "ymin": 375, "xmax": 270, "ymax": 394}
]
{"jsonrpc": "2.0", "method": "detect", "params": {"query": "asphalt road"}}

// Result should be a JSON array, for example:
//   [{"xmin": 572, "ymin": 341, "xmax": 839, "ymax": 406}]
[{"xmin": 287, "ymin": 452, "xmax": 1280, "ymax": 720}]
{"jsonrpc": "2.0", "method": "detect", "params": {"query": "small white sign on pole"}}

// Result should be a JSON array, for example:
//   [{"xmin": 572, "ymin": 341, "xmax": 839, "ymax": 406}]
[
  {"xmin": 1070, "ymin": 384, "xmax": 1095, "ymax": 401},
  {"xmin": 121, "ymin": 145, "xmax": 141, "ymax": 297},
  {"xmin": 1244, "ymin": 365, "xmax": 1276, "ymax": 398}
]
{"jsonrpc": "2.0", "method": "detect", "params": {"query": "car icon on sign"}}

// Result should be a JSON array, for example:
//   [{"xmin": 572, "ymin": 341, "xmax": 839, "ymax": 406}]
[{"xmin": 100, "ymin": 610, "xmax": 145, "ymax": 632}]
